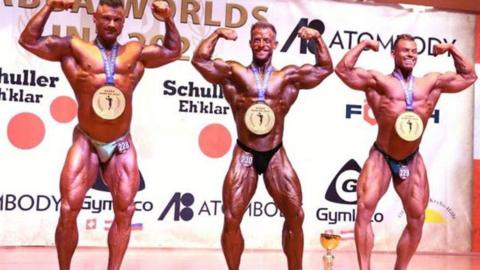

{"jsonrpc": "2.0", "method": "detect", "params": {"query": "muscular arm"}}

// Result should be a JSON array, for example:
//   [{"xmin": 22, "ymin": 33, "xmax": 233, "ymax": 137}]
[
  {"xmin": 18, "ymin": 3, "xmax": 72, "ymax": 61},
  {"xmin": 335, "ymin": 40, "xmax": 378, "ymax": 91},
  {"xmin": 140, "ymin": 16, "xmax": 182, "ymax": 68},
  {"xmin": 285, "ymin": 27, "xmax": 333, "ymax": 89},
  {"xmin": 433, "ymin": 44, "xmax": 477, "ymax": 93},
  {"xmin": 191, "ymin": 28, "xmax": 235, "ymax": 84}
]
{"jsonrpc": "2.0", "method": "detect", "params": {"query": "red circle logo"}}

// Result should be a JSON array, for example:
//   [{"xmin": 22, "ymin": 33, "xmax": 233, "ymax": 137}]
[
  {"xmin": 7, "ymin": 113, "xmax": 45, "ymax": 149},
  {"xmin": 198, "ymin": 123, "xmax": 232, "ymax": 158},
  {"xmin": 50, "ymin": 96, "xmax": 77, "ymax": 123}
]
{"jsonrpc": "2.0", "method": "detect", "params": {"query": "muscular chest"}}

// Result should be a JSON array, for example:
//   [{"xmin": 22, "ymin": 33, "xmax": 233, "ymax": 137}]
[
  {"xmin": 233, "ymin": 73, "xmax": 289, "ymax": 106},
  {"xmin": 370, "ymin": 80, "xmax": 437, "ymax": 121},
  {"xmin": 66, "ymin": 44, "xmax": 144, "ymax": 86}
]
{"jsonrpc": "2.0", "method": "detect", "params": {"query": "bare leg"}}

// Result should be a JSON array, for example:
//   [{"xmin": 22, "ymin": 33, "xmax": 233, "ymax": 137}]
[
  {"xmin": 393, "ymin": 154, "xmax": 429, "ymax": 270},
  {"xmin": 56, "ymin": 130, "xmax": 99, "ymax": 270},
  {"xmin": 355, "ymin": 148, "xmax": 392, "ymax": 270},
  {"xmin": 222, "ymin": 146, "xmax": 259, "ymax": 270},
  {"xmin": 102, "ymin": 136, "xmax": 140, "ymax": 270},
  {"xmin": 264, "ymin": 148, "xmax": 303, "ymax": 270}
]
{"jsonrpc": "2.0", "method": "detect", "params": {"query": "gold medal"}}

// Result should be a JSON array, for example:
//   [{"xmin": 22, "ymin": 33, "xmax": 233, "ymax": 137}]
[
  {"xmin": 92, "ymin": 85, "xmax": 126, "ymax": 120},
  {"xmin": 244, "ymin": 103, "xmax": 275, "ymax": 135},
  {"xmin": 395, "ymin": 111, "xmax": 424, "ymax": 141}
]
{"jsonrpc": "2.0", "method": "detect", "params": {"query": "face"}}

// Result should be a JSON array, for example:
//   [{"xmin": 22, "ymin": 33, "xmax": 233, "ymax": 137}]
[
  {"xmin": 249, "ymin": 27, "xmax": 278, "ymax": 63},
  {"xmin": 94, "ymin": 5, "xmax": 125, "ymax": 44},
  {"xmin": 392, "ymin": 39, "xmax": 417, "ymax": 71}
]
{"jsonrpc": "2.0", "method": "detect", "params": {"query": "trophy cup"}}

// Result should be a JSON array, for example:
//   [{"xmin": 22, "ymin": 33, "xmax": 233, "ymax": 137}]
[{"xmin": 320, "ymin": 230, "xmax": 341, "ymax": 270}]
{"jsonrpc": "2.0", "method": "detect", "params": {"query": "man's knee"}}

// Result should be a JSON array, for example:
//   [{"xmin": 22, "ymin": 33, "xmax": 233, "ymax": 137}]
[
  {"xmin": 113, "ymin": 203, "xmax": 135, "ymax": 228},
  {"xmin": 356, "ymin": 201, "xmax": 376, "ymax": 223},
  {"xmin": 285, "ymin": 207, "xmax": 304, "ymax": 228},
  {"xmin": 58, "ymin": 201, "xmax": 81, "ymax": 225},
  {"xmin": 405, "ymin": 207, "xmax": 426, "ymax": 223},
  {"xmin": 223, "ymin": 212, "xmax": 242, "ymax": 232}
]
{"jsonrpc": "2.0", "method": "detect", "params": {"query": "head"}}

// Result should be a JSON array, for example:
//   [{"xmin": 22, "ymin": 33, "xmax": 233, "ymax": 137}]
[
  {"xmin": 391, "ymin": 34, "xmax": 417, "ymax": 72},
  {"xmin": 249, "ymin": 21, "xmax": 278, "ymax": 65},
  {"xmin": 94, "ymin": 0, "xmax": 125, "ymax": 45}
]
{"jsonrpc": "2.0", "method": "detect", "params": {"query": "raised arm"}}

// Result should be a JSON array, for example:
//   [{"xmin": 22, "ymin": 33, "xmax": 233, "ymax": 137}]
[
  {"xmin": 431, "ymin": 43, "xmax": 477, "ymax": 93},
  {"xmin": 140, "ymin": 1, "xmax": 181, "ymax": 68},
  {"xmin": 335, "ymin": 40, "xmax": 379, "ymax": 91},
  {"xmin": 18, "ymin": 0, "xmax": 74, "ymax": 61},
  {"xmin": 284, "ymin": 27, "xmax": 333, "ymax": 89},
  {"xmin": 191, "ymin": 28, "xmax": 237, "ymax": 84}
]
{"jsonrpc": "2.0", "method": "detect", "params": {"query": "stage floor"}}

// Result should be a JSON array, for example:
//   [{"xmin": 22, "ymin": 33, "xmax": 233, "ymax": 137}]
[{"xmin": 0, "ymin": 247, "xmax": 479, "ymax": 269}]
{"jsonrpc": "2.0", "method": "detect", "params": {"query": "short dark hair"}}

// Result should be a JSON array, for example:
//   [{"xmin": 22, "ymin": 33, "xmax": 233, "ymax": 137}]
[
  {"xmin": 393, "ymin": 34, "xmax": 415, "ymax": 50},
  {"xmin": 99, "ymin": 0, "xmax": 124, "ymax": 8},
  {"xmin": 251, "ymin": 21, "xmax": 277, "ymax": 36}
]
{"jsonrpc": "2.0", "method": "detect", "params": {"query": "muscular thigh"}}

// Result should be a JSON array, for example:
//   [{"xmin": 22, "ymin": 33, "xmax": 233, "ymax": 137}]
[
  {"xmin": 263, "ymin": 148, "xmax": 302, "ymax": 215},
  {"xmin": 393, "ymin": 154, "xmax": 429, "ymax": 217},
  {"xmin": 101, "ymin": 136, "xmax": 139, "ymax": 209},
  {"xmin": 60, "ymin": 129, "xmax": 99, "ymax": 208},
  {"xmin": 356, "ymin": 148, "xmax": 392, "ymax": 210},
  {"xmin": 223, "ymin": 146, "xmax": 259, "ymax": 217}
]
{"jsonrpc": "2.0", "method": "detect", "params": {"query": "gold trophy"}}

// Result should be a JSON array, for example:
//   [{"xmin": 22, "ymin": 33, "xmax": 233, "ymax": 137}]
[{"xmin": 320, "ymin": 230, "xmax": 341, "ymax": 270}]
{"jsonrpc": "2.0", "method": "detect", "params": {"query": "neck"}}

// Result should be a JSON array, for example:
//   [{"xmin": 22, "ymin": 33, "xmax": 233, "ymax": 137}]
[
  {"xmin": 394, "ymin": 67, "xmax": 413, "ymax": 80},
  {"xmin": 96, "ymin": 36, "xmax": 116, "ymax": 50},
  {"xmin": 252, "ymin": 59, "xmax": 272, "ymax": 72}
]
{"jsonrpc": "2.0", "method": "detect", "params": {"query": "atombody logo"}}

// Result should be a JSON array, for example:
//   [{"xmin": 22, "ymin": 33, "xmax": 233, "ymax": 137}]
[
  {"xmin": 281, "ymin": 18, "xmax": 457, "ymax": 56},
  {"xmin": 157, "ymin": 192, "xmax": 283, "ymax": 222}
]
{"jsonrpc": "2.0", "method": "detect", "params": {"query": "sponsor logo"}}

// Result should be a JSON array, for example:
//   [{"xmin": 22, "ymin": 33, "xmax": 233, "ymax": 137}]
[
  {"xmin": 158, "ymin": 192, "xmax": 283, "ymax": 222},
  {"xmin": 316, "ymin": 207, "xmax": 384, "ymax": 224},
  {"xmin": 318, "ymin": 159, "xmax": 385, "ymax": 224},
  {"xmin": 397, "ymin": 197, "xmax": 456, "ymax": 224},
  {"xmin": 281, "ymin": 18, "xmax": 457, "ymax": 56},
  {"xmin": 86, "ymin": 218, "xmax": 97, "ymax": 230},
  {"xmin": 102, "ymin": 220, "xmax": 144, "ymax": 231},
  {"xmin": 162, "ymin": 80, "xmax": 230, "ymax": 115},
  {"xmin": 0, "ymin": 67, "xmax": 59, "ymax": 105},
  {"xmin": 158, "ymin": 192, "xmax": 195, "ymax": 221},
  {"xmin": 0, "ymin": 194, "xmax": 61, "ymax": 211},
  {"xmin": 131, "ymin": 223, "xmax": 144, "ymax": 231},
  {"xmin": 345, "ymin": 101, "xmax": 441, "ymax": 125},
  {"xmin": 0, "ymin": 193, "xmax": 153, "ymax": 213},
  {"xmin": 325, "ymin": 159, "xmax": 361, "ymax": 205}
]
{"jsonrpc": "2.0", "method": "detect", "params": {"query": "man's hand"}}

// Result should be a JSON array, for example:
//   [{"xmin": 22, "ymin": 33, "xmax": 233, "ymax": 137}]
[
  {"xmin": 433, "ymin": 43, "xmax": 452, "ymax": 56},
  {"xmin": 152, "ymin": 0, "xmax": 172, "ymax": 20},
  {"xmin": 363, "ymin": 39, "xmax": 379, "ymax": 52},
  {"xmin": 47, "ymin": 0, "xmax": 74, "ymax": 10},
  {"xmin": 215, "ymin": 28, "xmax": 237, "ymax": 41},
  {"xmin": 297, "ymin": 26, "xmax": 320, "ymax": 40}
]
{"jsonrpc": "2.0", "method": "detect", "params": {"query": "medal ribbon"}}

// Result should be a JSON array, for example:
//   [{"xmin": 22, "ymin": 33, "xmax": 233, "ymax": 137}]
[
  {"xmin": 251, "ymin": 64, "xmax": 273, "ymax": 102},
  {"xmin": 392, "ymin": 70, "xmax": 415, "ymax": 111},
  {"xmin": 96, "ymin": 40, "xmax": 118, "ymax": 85}
]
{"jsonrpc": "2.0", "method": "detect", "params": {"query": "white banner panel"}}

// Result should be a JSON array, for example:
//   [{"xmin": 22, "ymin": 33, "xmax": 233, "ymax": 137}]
[{"xmin": 0, "ymin": 0, "xmax": 475, "ymax": 252}]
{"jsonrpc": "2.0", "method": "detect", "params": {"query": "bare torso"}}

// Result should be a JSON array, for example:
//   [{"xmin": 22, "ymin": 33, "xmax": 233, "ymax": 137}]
[
  {"xmin": 368, "ymin": 72, "xmax": 441, "ymax": 159},
  {"xmin": 63, "ymin": 37, "xmax": 145, "ymax": 142},
  {"xmin": 223, "ymin": 62, "xmax": 300, "ymax": 151}
]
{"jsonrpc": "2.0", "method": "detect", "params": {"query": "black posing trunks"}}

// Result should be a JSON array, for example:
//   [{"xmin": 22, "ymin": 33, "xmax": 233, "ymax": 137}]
[
  {"xmin": 373, "ymin": 143, "xmax": 418, "ymax": 179},
  {"xmin": 237, "ymin": 140, "xmax": 283, "ymax": 175}
]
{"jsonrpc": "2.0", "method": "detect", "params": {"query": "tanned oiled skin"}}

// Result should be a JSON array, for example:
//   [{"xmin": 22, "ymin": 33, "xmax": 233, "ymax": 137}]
[
  {"xmin": 19, "ymin": 1, "xmax": 181, "ymax": 269},
  {"xmin": 192, "ymin": 24, "xmax": 333, "ymax": 270},
  {"xmin": 335, "ymin": 38, "xmax": 477, "ymax": 270}
]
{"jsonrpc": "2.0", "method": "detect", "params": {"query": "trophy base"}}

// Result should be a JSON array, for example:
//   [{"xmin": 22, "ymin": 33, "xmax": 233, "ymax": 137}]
[{"xmin": 323, "ymin": 253, "xmax": 335, "ymax": 270}]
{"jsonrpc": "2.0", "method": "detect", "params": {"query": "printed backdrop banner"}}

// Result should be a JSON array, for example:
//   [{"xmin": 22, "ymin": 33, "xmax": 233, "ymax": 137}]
[{"xmin": 0, "ymin": 0, "xmax": 475, "ymax": 252}]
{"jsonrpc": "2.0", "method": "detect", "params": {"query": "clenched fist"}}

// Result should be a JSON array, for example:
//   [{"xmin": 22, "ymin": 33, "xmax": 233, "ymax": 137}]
[
  {"xmin": 215, "ymin": 28, "xmax": 238, "ymax": 41},
  {"xmin": 432, "ymin": 43, "xmax": 452, "ymax": 56},
  {"xmin": 47, "ymin": 0, "xmax": 74, "ymax": 10},
  {"xmin": 152, "ymin": 0, "xmax": 172, "ymax": 19},
  {"xmin": 297, "ymin": 27, "xmax": 320, "ymax": 40}
]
